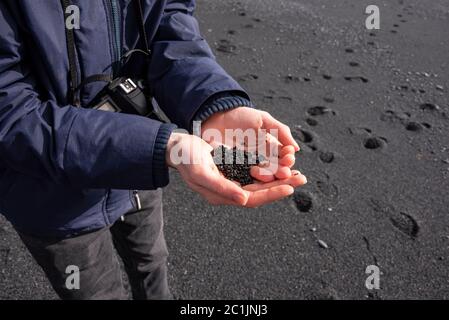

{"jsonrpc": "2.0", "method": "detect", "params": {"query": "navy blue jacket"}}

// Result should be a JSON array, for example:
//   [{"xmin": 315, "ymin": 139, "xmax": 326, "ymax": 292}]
[{"xmin": 0, "ymin": 0, "xmax": 251, "ymax": 237}]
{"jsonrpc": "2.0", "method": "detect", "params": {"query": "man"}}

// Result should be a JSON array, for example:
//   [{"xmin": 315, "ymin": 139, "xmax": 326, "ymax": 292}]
[{"xmin": 0, "ymin": 0, "xmax": 306, "ymax": 299}]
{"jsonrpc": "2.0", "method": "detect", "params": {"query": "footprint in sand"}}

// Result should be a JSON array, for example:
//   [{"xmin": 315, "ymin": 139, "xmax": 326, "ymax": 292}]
[
  {"xmin": 316, "ymin": 179, "xmax": 339, "ymax": 199},
  {"xmin": 319, "ymin": 151, "xmax": 335, "ymax": 164},
  {"xmin": 307, "ymin": 106, "xmax": 336, "ymax": 116},
  {"xmin": 405, "ymin": 121, "xmax": 423, "ymax": 132},
  {"xmin": 349, "ymin": 61, "xmax": 360, "ymax": 67},
  {"xmin": 390, "ymin": 212, "xmax": 419, "ymax": 239},
  {"xmin": 306, "ymin": 118, "xmax": 318, "ymax": 126},
  {"xmin": 293, "ymin": 190, "xmax": 314, "ymax": 213},
  {"xmin": 420, "ymin": 103, "xmax": 439, "ymax": 112},
  {"xmin": 348, "ymin": 127, "xmax": 372, "ymax": 135},
  {"xmin": 293, "ymin": 127, "xmax": 314, "ymax": 143},
  {"xmin": 344, "ymin": 76, "xmax": 369, "ymax": 83},
  {"xmin": 294, "ymin": 171, "xmax": 339, "ymax": 210},
  {"xmin": 348, "ymin": 127, "xmax": 387, "ymax": 150},
  {"xmin": 380, "ymin": 110, "xmax": 411, "ymax": 123},
  {"xmin": 322, "ymin": 74, "xmax": 332, "ymax": 80},
  {"xmin": 293, "ymin": 127, "xmax": 318, "ymax": 152},
  {"xmin": 369, "ymin": 199, "xmax": 420, "ymax": 239},
  {"xmin": 381, "ymin": 110, "xmax": 430, "ymax": 133},
  {"xmin": 216, "ymin": 39, "xmax": 236, "ymax": 54},
  {"xmin": 283, "ymin": 75, "xmax": 301, "ymax": 83},
  {"xmin": 364, "ymin": 137, "xmax": 387, "ymax": 150},
  {"xmin": 238, "ymin": 74, "xmax": 259, "ymax": 82}
]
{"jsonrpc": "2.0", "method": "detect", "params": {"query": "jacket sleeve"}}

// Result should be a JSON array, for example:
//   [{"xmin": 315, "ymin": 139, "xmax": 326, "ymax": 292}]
[
  {"xmin": 147, "ymin": 0, "xmax": 251, "ymax": 130},
  {"xmin": 0, "ymin": 3, "xmax": 175, "ymax": 190}
]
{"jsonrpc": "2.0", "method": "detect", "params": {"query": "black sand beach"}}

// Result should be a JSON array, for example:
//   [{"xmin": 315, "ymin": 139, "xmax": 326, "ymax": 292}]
[{"xmin": 1, "ymin": 0, "xmax": 449, "ymax": 299}]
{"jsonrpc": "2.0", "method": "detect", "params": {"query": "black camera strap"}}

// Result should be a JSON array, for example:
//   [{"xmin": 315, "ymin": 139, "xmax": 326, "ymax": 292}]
[
  {"xmin": 61, "ymin": 0, "xmax": 150, "ymax": 106},
  {"xmin": 134, "ymin": 0, "xmax": 151, "ymax": 55}
]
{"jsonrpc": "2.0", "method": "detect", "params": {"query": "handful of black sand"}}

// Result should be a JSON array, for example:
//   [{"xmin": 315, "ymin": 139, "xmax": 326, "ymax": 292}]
[{"xmin": 212, "ymin": 145, "xmax": 265, "ymax": 186}]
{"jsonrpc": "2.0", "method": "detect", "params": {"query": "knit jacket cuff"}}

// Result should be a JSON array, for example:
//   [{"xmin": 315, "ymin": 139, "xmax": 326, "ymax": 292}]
[
  {"xmin": 193, "ymin": 92, "xmax": 254, "ymax": 123},
  {"xmin": 152, "ymin": 123, "xmax": 177, "ymax": 188}
]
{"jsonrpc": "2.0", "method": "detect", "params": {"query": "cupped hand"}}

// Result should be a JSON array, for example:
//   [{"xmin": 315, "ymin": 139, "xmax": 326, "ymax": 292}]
[
  {"xmin": 166, "ymin": 133, "xmax": 306, "ymax": 207},
  {"xmin": 200, "ymin": 107, "xmax": 299, "ymax": 181}
]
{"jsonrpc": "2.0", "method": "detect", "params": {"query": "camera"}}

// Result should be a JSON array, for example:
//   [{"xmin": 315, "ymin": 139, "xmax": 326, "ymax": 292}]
[{"xmin": 91, "ymin": 77, "xmax": 166, "ymax": 121}]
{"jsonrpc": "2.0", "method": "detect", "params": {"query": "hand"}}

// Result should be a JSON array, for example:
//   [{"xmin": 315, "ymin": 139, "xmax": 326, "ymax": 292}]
[
  {"xmin": 166, "ymin": 132, "xmax": 307, "ymax": 207},
  {"xmin": 200, "ymin": 107, "xmax": 300, "ymax": 182}
]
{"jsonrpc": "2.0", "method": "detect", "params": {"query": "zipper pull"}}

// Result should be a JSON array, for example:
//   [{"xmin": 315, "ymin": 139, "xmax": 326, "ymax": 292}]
[{"xmin": 133, "ymin": 190, "xmax": 142, "ymax": 210}]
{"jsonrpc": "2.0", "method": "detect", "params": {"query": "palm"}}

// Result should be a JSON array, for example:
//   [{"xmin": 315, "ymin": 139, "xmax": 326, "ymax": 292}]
[
  {"xmin": 166, "ymin": 133, "xmax": 307, "ymax": 208},
  {"xmin": 204, "ymin": 107, "xmax": 261, "ymax": 132},
  {"xmin": 201, "ymin": 107, "xmax": 299, "ymax": 182}
]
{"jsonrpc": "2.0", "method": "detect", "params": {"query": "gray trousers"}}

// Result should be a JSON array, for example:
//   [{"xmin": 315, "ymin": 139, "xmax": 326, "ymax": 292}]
[{"xmin": 17, "ymin": 189, "xmax": 171, "ymax": 300}]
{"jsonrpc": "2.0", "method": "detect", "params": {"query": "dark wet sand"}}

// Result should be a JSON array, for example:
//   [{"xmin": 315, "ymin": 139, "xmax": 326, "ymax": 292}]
[{"xmin": 1, "ymin": 0, "xmax": 449, "ymax": 299}]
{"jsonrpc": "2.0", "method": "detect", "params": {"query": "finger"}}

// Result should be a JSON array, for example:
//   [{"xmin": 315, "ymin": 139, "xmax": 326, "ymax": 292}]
[
  {"xmin": 251, "ymin": 158, "xmax": 288, "ymax": 180},
  {"xmin": 275, "ymin": 166, "xmax": 292, "ymax": 180},
  {"xmin": 279, "ymin": 153, "xmax": 295, "ymax": 167},
  {"xmin": 262, "ymin": 137, "xmax": 296, "ymax": 164},
  {"xmin": 263, "ymin": 132, "xmax": 282, "ymax": 158},
  {"xmin": 192, "ymin": 170, "xmax": 307, "ymax": 206},
  {"xmin": 280, "ymin": 145, "xmax": 297, "ymax": 158},
  {"xmin": 195, "ymin": 166, "xmax": 249, "ymax": 205},
  {"xmin": 244, "ymin": 185, "xmax": 295, "ymax": 208},
  {"xmin": 251, "ymin": 144, "xmax": 295, "ymax": 178},
  {"xmin": 250, "ymin": 166, "xmax": 276, "ymax": 183},
  {"xmin": 244, "ymin": 170, "xmax": 307, "ymax": 191},
  {"xmin": 198, "ymin": 172, "xmax": 307, "ymax": 206},
  {"xmin": 190, "ymin": 183, "xmax": 238, "ymax": 206},
  {"xmin": 244, "ymin": 131, "xmax": 281, "ymax": 159},
  {"xmin": 261, "ymin": 111, "xmax": 300, "ymax": 151}
]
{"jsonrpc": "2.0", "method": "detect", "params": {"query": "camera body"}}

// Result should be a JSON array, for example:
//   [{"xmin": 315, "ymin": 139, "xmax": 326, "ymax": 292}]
[{"xmin": 92, "ymin": 77, "xmax": 160, "ymax": 119}]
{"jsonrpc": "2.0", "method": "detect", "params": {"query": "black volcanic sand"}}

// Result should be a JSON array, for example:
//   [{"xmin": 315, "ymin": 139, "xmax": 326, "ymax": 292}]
[
  {"xmin": 212, "ymin": 145, "xmax": 264, "ymax": 186},
  {"xmin": 1, "ymin": 0, "xmax": 449, "ymax": 299}
]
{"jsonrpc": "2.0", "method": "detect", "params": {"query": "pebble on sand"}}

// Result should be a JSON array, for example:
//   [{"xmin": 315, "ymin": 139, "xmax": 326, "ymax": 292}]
[{"xmin": 318, "ymin": 239, "xmax": 329, "ymax": 249}]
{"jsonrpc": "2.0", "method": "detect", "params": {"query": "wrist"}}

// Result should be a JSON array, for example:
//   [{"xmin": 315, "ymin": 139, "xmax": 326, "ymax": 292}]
[{"xmin": 166, "ymin": 132, "xmax": 186, "ymax": 168}]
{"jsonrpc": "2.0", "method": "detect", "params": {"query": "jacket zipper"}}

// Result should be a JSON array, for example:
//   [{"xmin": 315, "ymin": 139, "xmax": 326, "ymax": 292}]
[
  {"xmin": 106, "ymin": 1, "xmax": 141, "ymax": 212},
  {"xmin": 106, "ymin": 0, "xmax": 122, "ymax": 76}
]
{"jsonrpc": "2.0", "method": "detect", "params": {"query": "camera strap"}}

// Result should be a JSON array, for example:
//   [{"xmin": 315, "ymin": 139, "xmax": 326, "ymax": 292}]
[
  {"xmin": 61, "ymin": 0, "xmax": 150, "ymax": 106},
  {"xmin": 134, "ymin": 0, "xmax": 151, "ymax": 56}
]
